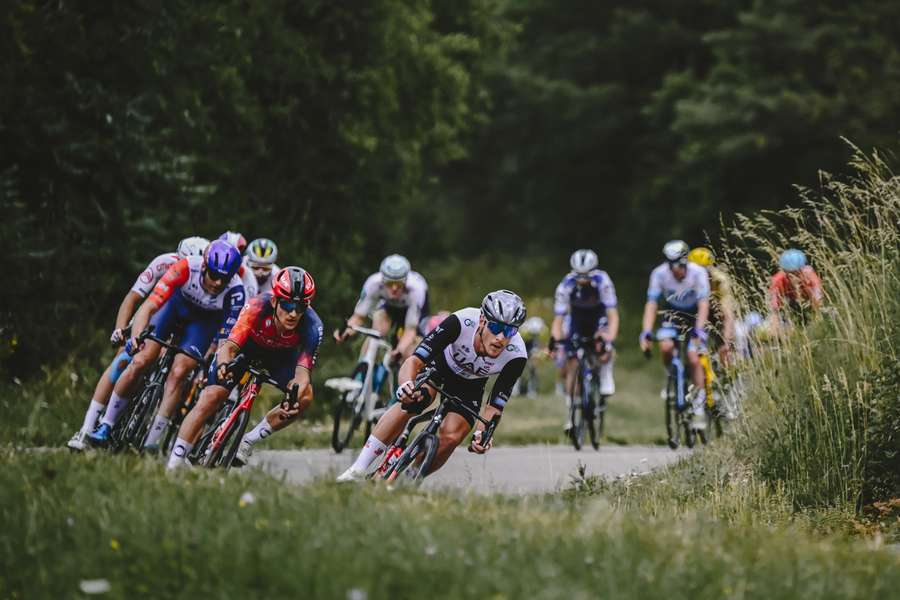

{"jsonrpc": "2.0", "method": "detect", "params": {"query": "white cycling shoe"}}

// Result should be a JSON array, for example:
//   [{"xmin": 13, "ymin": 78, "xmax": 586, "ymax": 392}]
[
  {"xmin": 233, "ymin": 438, "xmax": 253, "ymax": 468},
  {"xmin": 336, "ymin": 466, "xmax": 367, "ymax": 483},
  {"xmin": 691, "ymin": 411, "xmax": 707, "ymax": 430},
  {"xmin": 66, "ymin": 430, "xmax": 88, "ymax": 452}
]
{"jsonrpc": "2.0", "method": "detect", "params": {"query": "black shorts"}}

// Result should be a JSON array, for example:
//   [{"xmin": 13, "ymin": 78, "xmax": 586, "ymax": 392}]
[{"xmin": 400, "ymin": 357, "xmax": 483, "ymax": 428}]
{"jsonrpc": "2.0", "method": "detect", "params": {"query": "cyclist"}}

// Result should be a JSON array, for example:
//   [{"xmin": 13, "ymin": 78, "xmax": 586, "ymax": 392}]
[
  {"xmin": 166, "ymin": 267, "xmax": 322, "ymax": 469},
  {"xmin": 66, "ymin": 236, "xmax": 209, "ymax": 451},
  {"xmin": 550, "ymin": 250, "xmax": 618, "ymax": 429},
  {"xmin": 333, "ymin": 254, "xmax": 429, "ymax": 362},
  {"xmin": 687, "ymin": 247, "xmax": 736, "ymax": 365},
  {"xmin": 87, "ymin": 240, "xmax": 245, "ymax": 449},
  {"xmin": 219, "ymin": 231, "xmax": 259, "ymax": 298},
  {"xmin": 638, "ymin": 240, "xmax": 711, "ymax": 429},
  {"xmin": 244, "ymin": 238, "xmax": 281, "ymax": 294},
  {"xmin": 337, "ymin": 290, "xmax": 527, "ymax": 482},
  {"xmin": 768, "ymin": 248, "xmax": 823, "ymax": 327}
]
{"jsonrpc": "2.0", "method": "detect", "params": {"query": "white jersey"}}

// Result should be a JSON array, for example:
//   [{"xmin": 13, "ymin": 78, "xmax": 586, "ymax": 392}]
[
  {"xmin": 353, "ymin": 271, "xmax": 428, "ymax": 327},
  {"xmin": 647, "ymin": 262, "xmax": 710, "ymax": 313},
  {"xmin": 242, "ymin": 256, "xmax": 281, "ymax": 295},
  {"xmin": 173, "ymin": 256, "xmax": 245, "ymax": 311},
  {"xmin": 442, "ymin": 308, "xmax": 527, "ymax": 380},
  {"xmin": 239, "ymin": 266, "xmax": 259, "ymax": 298},
  {"xmin": 131, "ymin": 252, "xmax": 179, "ymax": 298}
]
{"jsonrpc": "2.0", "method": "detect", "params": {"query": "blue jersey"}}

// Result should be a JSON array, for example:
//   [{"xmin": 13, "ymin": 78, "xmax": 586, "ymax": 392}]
[{"xmin": 554, "ymin": 270, "xmax": 617, "ymax": 335}]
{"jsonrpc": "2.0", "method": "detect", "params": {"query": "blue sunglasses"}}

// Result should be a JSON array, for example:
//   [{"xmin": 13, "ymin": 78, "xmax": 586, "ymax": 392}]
[
  {"xmin": 277, "ymin": 299, "xmax": 308, "ymax": 314},
  {"xmin": 486, "ymin": 320, "xmax": 518, "ymax": 338}
]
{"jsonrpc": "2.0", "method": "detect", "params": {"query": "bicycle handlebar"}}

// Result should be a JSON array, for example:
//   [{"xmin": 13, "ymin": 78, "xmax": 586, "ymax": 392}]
[
  {"xmin": 411, "ymin": 366, "xmax": 501, "ymax": 448},
  {"xmin": 131, "ymin": 325, "xmax": 207, "ymax": 364},
  {"xmin": 223, "ymin": 354, "xmax": 300, "ymax": 407}
]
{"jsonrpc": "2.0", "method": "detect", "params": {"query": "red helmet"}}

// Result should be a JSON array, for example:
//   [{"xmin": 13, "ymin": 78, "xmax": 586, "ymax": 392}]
[{"xmin": 272, "ymin": 266, "xmax": 316, "ymax": 304}]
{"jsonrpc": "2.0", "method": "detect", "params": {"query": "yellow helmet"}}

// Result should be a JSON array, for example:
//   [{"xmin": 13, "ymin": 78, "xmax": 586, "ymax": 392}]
[{"xmin": 688, "ymin": 247, "xmax": 714, "ymax": 267}]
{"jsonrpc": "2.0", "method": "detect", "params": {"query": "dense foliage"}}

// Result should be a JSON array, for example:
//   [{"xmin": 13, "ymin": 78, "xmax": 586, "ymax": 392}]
[{"xmin": 3, "ymin": 0, "xmax": 900, "ymax": 375}]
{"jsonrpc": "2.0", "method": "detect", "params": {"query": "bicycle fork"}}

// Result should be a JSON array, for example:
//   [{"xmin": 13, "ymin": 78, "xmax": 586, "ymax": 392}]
[{"xmin": 209, "ymin": 382, "xmax": 258, "ymax": 452}]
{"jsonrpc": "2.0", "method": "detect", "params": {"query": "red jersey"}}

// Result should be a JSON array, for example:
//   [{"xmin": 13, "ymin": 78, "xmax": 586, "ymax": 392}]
[
  {"xmin": 769, "ymin": 267, "xmax": 823, "ymax": 310},
  {"xmin": 228, "ymin": 294, "xmax": 323, "ymax": 370}
]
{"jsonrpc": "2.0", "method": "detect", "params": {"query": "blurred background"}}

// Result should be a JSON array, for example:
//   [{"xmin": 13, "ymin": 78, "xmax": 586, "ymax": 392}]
[{"xmin": 3, "ymin": 0, "xmax": 899, "ymax": 378}]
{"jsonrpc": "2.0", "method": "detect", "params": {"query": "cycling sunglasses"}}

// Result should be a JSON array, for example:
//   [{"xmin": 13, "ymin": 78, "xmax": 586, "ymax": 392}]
[
  {"xmin": 205, "ymin": 270, "xmax": 228, "ymax": 282},
  {"xmin": 277, "ymin": 299, "xmax": 308, "ymax": 314},
  {"xmin": 486, "ymin": 320, "xmax": 518, "ymax": 338}
]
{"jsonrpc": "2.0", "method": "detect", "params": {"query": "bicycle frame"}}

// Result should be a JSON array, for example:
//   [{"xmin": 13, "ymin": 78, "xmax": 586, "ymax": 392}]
[{"xmin": 350, "ymin": 325, "xmax": 396, "ymax": 422}]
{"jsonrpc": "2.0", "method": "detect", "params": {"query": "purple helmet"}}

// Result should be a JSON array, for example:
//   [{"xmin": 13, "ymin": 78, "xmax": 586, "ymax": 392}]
[{"xmin": 204, "ymin": 240, "xmax": 242, "ymax": 279}]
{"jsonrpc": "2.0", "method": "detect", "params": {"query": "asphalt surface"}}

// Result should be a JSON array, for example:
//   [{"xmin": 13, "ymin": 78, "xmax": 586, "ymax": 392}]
[{"xmin": 251, "ymin": 444, "xmax": 687, "ymax": 494}]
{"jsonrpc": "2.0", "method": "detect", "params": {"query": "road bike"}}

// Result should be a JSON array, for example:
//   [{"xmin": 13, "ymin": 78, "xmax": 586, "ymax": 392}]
[
  {"xmin": 198, "ymin": 355, "xmax": 298, "ymax": 470},
  {"xmin": 328, "ymin": 325, "xmax": 397, "ymax": 453},
  {"xmin": 374, "ymin": 366, "xmax": 500, "ymax": 483},
  {"xmin": 646, "ymin": 333, "xmax": 697, "ymax": 450},
  {"xmin": 565, "ymin": 334, "xmax": 606, "ymax": 451},
  {"xmin": 114, "ymin": 326, "xmax": 206, "ymax": 453}
]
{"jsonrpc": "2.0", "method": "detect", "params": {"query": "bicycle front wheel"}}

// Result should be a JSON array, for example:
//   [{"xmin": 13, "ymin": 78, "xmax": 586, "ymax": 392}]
[
  {"xmin": 569, "ymin": 389, "xmax": 585, "ymax": 451},
  {"xmin": 122, "ymin": 383, "xmax": 161, "ymax": 452},
  {"xmin": 331, "ymin": 364, "xmax": 367, "ymax": 453},
  {"xmin": 664, "ymin": 374, "xmax": 681, "ymax": 450},
  {"xmin": 385, "ymin": 433, "xmax": 438, "ymax": 483},
  {"xmin": 587, "ymin": 384, "xmax": 604, "ymax": 451}
]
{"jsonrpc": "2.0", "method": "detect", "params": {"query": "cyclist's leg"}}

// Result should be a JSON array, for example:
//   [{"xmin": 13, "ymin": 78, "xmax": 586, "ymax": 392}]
[
  {"xmin": 427, "ymin": 412, "xmax": 472, "ymax": 475},
  {"xmin": 100, "ymin": 340, "xmax": 162, "ymax": 429},
  {"xmin": 343, "ymin": 389, "xmax": 433, "ymax": 476},
  {"xmin": 73, "ymin": 352, "xmax": 130, "ymax": 439},
  {"xmin": 166, "ymin": 383, "xmax": 230, "ymax": 469},
  {"xmin": 145, "ymin": 314, "xmax": 215, "ymax": 448}
]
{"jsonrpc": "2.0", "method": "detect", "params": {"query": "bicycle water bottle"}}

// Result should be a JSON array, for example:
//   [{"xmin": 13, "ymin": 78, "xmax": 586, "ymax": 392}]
[{"xmin": 372, "ymin": 363, "xmax": 388, "ymax": 394}]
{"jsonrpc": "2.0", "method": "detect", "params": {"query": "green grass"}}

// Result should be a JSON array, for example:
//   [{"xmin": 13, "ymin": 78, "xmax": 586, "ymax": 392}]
[{"xmin": 4, "ymin": 450, "xmax": 900, "ymax": 599}]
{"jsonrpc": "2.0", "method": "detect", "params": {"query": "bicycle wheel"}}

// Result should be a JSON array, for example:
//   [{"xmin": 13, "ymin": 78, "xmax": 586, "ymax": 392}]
[
  {"xmin": 331, "ymin": 363, "xmax": 367, "ymax": 453},
  {"xmin": 664, "ymin": 373, "xmax": 680, "ymax": 450},
  {"xmin": 385, "ymin": 433, "xmax": 438, "ymax": 483},
  {"xmin": 568, "ymin": 376, "xmax": 585, "ymax": 451},
  {"xmin": 587, "ymin": 383, "xmax": 604, "ymax": 451},
  {"xmin": 191, "ymin": 400, "xmax": 233, "ymax": 463},
  {"xmin": 122, "ymin": 383, "xmax": 161, "ymax": 452},
  {"xmin": 221, "ymin": 409, "xmax": 250, "ymax": 470},
  {"xmin": 203, "ymin": 406, "xmax": 248, "ymax": 469}
]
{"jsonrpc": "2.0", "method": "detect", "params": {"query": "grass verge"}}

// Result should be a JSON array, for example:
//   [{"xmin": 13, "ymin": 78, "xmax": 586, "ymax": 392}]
[{"xmin": 4, "ymin": 450, "xmax": 900, "ymax": 599}]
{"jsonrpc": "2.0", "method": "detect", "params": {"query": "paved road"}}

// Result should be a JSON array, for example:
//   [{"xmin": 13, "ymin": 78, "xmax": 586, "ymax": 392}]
[{"xmin": 251, "ymin": 444, "xmax": 687, "ymax": 494}]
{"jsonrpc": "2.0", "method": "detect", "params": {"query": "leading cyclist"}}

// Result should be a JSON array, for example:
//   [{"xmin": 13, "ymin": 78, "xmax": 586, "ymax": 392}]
[
  {"xmin": 333, "ymin": 254, "xmax": 429, "ymax": 362},
  {"xmin": 337, "ymin": 290, "xmax": 527, "ymax": 482},
  {"xmin": 66, "ymin": 236, "xmax": 209, "ymax": 451},
  {"xmin": 550, "ymin": 249, "xmax": 618, "ymax": 430},
  {"xmin": 638, "ymin": 240, "xmax": 711, "ymax": 430},
  {"xmin": 87, "ymin": 240, "xmax": 245, "ymax": 448},
  {"xmin": 166, "ymin": 267, "xmax": 322, "ymax": 469}
]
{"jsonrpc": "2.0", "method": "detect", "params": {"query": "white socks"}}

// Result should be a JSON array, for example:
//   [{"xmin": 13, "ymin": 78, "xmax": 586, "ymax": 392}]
[
  {"xmin": 692, "ymin": 389, "xmax": 707, "ymax": 415},
  {"xmin": 167, "ymin": 438, "xmax": 193, "ymax": 469},
  {"xmin": 144, "ymin": 415, "xmax": 171, "ymax": 447},
  {"xmin": 101, "ymin": 392, "xmax": 129, "ymax": 427},
  {"xmin": 350, "ymin": 435, "xmax": 387, "ymax": 472},
  {"xmin": 243, "ymin": 419, "xmax": 273, "ymax": 445},
  {"xmin": 81, "ymin": 400, "xmax": 106, "ymax": 434}
]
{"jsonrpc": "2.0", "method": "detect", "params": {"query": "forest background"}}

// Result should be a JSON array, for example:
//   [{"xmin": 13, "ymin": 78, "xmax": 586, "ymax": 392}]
[{"xmin": 3, "ymin": 0, "xmax": 899, "ymax": 377}]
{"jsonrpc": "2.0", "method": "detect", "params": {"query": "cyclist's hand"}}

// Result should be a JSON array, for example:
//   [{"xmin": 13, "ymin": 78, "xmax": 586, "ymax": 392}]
[
  {"xmin": 638, "ymin": 330, "xmax": 653, "ymax": 353},
  {"xmin": 468, "ymin": 429, "xmax": 492, "ymax": 454},
  {"xmin": 127, "ymin": 335, "xmax": 144, "ymax": 356},
  {"xmin": 395, "ymin": 380, "xmax": 421, "ymax": 404},
  {"xmin": 110, "ymin": 328, "xmax": 126, "ymax": 346},
  {"xmin": 216, "ymin": 362, "xmax": 231, "ymax": 383},
  {"xmin": 277, "ymin": 401, "xmax": 301, "ymax": 419}
]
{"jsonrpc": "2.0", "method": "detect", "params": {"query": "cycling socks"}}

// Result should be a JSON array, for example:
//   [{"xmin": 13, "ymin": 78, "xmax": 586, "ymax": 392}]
[
  {"xmin": 101, "ymin": 392, "xmax": 129, "ymax": 427},
  {"xmin": 167, "ymin": 438, "xmax": 193, "ymax": 469},
  {"xmin": 144, "ymin": 415, "xmax": 171, "ymax": 447},
  {"xmin": 350, "ymin": 435, "xmax": 387, "ymax": 472},
  {"xmin": 243, "ymin": 420, "xmax": 273, "ymax": 445},
  {"xmin": 81, "ymin": 400, "xmax": 105, "ymax": 434}
]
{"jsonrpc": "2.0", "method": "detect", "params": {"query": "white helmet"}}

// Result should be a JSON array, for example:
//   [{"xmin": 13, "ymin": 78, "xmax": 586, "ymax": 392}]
[
  {"xmin": 570, "ymin": 249, "xmax": 598, "ymax": 275},
  {"xmin": 481, "ymin": 289, "xmax": 527, "ymax": 327},
  {"xmin": 246, "ymin": 238, "xmax": 279, "ymax": 266},
  {"xmin": 379, "ymin": 254, "xmax": 411, "ymax": 282},
  {"xmin": 521, "ymin": 316, "xmax": 546, "ymax": 335},
  {"xmin": 177, "ymin": 236, "xmax": 210, "ymax": 258},
  {"xmin": 663, "ymin": 240, "xmax": 689, "ymax": 263}
]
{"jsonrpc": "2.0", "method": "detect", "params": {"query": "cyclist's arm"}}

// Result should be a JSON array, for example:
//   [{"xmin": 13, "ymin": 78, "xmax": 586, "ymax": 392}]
[
  {"xmin": 215, "ymin": 339, "xmax": 241, "ymax": 368},
  {"xmin": 114, "ymin": 290, "xmax": 143, "ymax": 332},
  {"xmin": 292, "ymin": 309, "xmax": 323, "ymax": 406},
  {"xmin": 287, "ymin": 366, "xmax": 313, "ymax": 410},
  {"xmin": 395, "ymin": 326, "xmax": 417, "ymax": 357},
  {"xmin": 216, "ymin": 285, "xmax": 246, "ymax": 341},
  {"xmin": 131, "ymin": 258, "xmax": 190, "ymax": 339},
  {"xmin": 397, "ymin": 354, "xmax": 427, "ymax": 390},
  {"xmin": 641, "ymin": 300, "xmax": 658, "ymax": 335},
  {"xmin": 604, "ymin": 307, "xmax": 619, "ymax": 342},
  {"xmin": 486, "ymin": 356, "xmax": 526, "ymax": 414},
  {"xmin": 550, "ymin": 315, "xmax": 565, "ymax": 342}
]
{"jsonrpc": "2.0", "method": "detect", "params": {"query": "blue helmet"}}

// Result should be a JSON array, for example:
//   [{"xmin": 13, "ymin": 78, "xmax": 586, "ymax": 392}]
[
  {"xmin": 779, "ymin": 248, "xmax": 807, "ymax": 272},
  {"xmin": 204, "ymin": 239, "xmax": 242, "ymax": 279}
]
